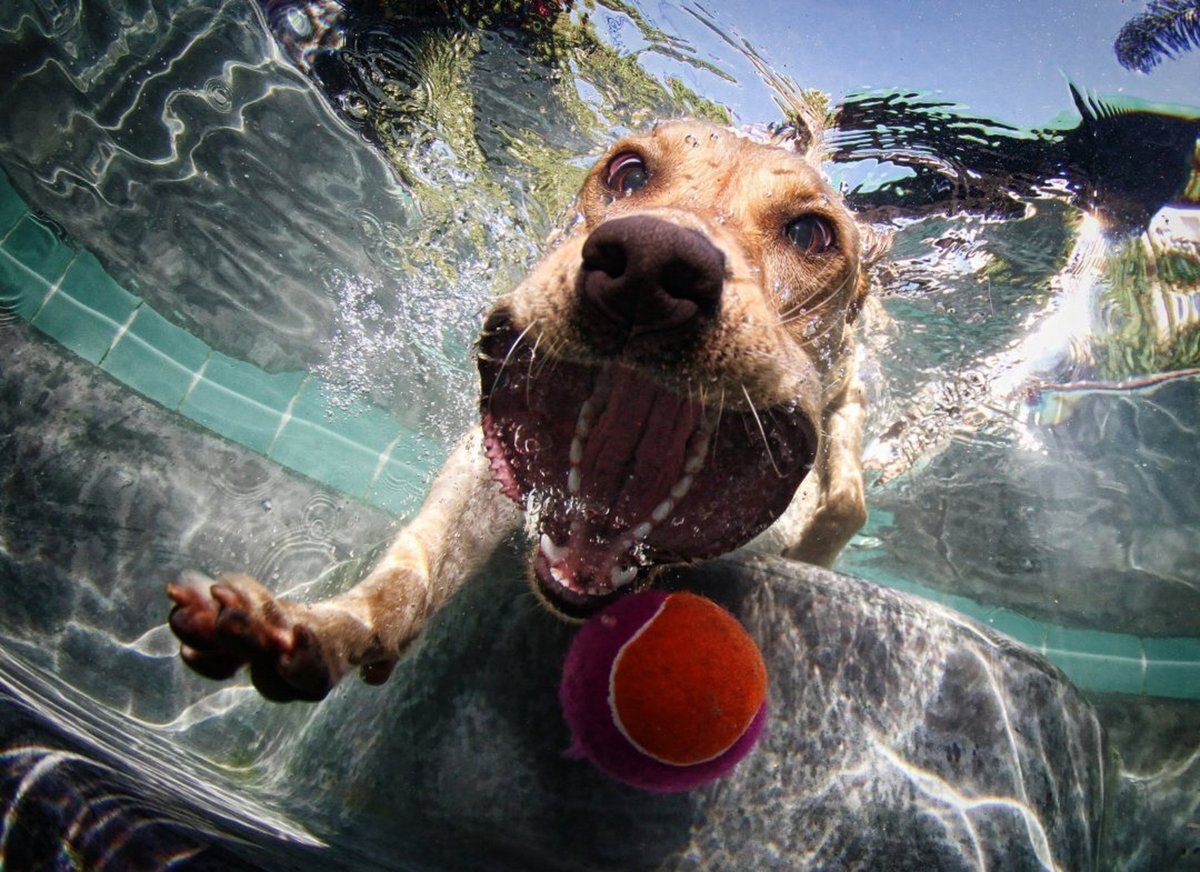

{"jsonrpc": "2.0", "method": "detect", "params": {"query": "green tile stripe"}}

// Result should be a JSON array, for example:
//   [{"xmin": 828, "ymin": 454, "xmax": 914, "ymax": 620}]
[
  {"xmin": 0, "ymin": 169, "xmax": 436, "ymax": 517},
  {"xmin": 839, "ymin": 547, "xmax": 1200, "ymax": 700},
  {"xmin": 1, "ymin": 168, "xmax": 1197, "ymax": 698}
]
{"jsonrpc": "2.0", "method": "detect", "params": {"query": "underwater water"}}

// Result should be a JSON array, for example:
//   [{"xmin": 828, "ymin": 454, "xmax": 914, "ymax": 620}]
[{"xmin": 0, "ymin": 0, "xmax": 1198, "ymax": 868}]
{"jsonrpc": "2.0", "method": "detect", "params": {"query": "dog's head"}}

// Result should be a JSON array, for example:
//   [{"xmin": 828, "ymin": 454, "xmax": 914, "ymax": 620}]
[{"xmin": 478, "ymin": 119, "xmax": 877, "ymax": 618}]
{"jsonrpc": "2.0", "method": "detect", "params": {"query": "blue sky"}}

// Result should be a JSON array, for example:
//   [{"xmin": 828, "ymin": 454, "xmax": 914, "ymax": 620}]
[{"xmin": 635, "ymin": 0, "xmax": 1200, "ymax": 128}]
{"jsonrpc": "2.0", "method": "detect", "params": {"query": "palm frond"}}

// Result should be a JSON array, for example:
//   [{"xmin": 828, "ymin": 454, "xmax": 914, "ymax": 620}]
[{"xmin": 1115, "ymin": 0, "xmax": 1200, "ymax": 71}]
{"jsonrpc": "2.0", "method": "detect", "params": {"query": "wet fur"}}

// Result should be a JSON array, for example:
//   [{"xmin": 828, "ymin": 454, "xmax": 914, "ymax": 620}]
[{"xmin": 167, "ymin": 120, "xmax": 882, "ymax": 702}]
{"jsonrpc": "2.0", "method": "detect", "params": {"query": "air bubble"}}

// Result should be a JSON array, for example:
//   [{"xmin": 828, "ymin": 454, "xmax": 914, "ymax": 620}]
[
  {"xmin": 285, "ymin": 8, "xmax": 311, "ymax": 36},
  {"xmin": 203, "ymin": 77, "xmax": 232, "ymax": 113}
]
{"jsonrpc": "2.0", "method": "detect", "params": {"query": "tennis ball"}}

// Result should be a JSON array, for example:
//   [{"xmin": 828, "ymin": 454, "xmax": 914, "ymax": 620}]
[{"xmin": 559, "ymin": 590, "xmax": 768, "ymax": 792}]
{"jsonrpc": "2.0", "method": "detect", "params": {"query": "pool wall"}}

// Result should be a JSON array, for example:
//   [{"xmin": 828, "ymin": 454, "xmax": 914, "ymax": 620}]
[
  {"xmin": 1, "ymin": 168, "xmax": 1197, "ymax": 700},
  {"xmin": 0, "ymin": 170, "xmax": 436, "ymax": 519}
]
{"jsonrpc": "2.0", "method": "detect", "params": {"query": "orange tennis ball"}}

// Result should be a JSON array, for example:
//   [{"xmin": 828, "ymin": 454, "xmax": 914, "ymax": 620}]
[{"xmin": 560, "ymin": 590, "xmax": 768, "ymax": 792}]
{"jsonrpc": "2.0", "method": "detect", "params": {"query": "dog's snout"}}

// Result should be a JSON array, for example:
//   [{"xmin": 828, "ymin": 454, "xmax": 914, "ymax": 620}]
[{"xmin": 580, "ymin": 215, "xmax": 724, "ymax": 338}]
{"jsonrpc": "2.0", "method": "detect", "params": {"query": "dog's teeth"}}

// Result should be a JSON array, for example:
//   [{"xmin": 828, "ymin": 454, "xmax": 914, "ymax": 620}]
[
  {"xmin": 567, "ymin": 468, "xmax": 581, "ymax": 494},
  {"xmin": 670, "ymin": 475, "xmax": 693, "ymax": 500},
  {"xmin": 632, "ymin": 522, "xmax": 653, "ymax": 542},
  {"xmin": 569, "ymin": 436, "xmax": 583, "ymax": 465},
  {"xmin": 681, "ymin": 417, "xmax": 714, "ymax": 475},
  {"xmin": 611, "ymin": 565, "xmax": 638, "ymax": 588},
  {"xmin": 576, "ymin": 400, "xmax": 595, "ymax": 437},
  {"xmin": 651, "ymin": 499, "xmax": 673, "ymax": 523},
  {"xmin": 540, "ymin": 533, "xmax": 570, "ymax": 565}
]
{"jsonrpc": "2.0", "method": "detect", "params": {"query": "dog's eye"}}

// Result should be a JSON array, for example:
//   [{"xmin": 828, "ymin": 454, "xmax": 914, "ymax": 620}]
[
  {"xmin": 784, "ymin": 215, "xmax": 835, "ymax": 254},
  {"xmin": 605, "ymin": 152, "xmax": 649, "ymax": 196}
]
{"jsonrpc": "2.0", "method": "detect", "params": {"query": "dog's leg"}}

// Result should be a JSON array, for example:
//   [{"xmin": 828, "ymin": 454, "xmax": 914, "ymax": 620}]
[
  {"xmin": 167, "ymin": 427, "xmax": 519, "ymax": 701},
  {"xmin": 782, "ymin": 378, "xmax": 868, "ymax": 567}
]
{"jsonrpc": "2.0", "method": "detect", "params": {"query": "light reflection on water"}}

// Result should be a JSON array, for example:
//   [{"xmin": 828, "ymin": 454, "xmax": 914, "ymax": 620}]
[{"xmin": 0, "ymin": 0, "xmax": 1198, "ymax": 867}]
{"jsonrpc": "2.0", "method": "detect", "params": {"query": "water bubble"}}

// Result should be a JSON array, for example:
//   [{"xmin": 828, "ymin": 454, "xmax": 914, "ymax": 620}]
[
  {"xmin": 284, "ymin": 7, "xmax": 311, "ymax": 37},
  {"xmin": 303, "ymin": 493, "xmax": 339, "ymax": 541},
  {"xmin": 340, "ymin": 94, "xmax": 369, "ymax": 120},
  {"xmin": 203, "ymin": 77, "xmax": 232, "ymax": 113}
]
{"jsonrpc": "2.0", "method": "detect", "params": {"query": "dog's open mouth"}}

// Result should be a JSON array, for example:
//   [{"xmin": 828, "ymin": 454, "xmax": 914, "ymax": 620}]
[{"xmin": 478, "ymin": 313, "xmax": 816, "ymax": 618}]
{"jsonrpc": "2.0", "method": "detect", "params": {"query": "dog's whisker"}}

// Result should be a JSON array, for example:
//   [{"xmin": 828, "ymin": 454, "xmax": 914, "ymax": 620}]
[
  {"xmin": 805, "ymin": 312, "xmax": 851, "ymax": 348},
  {"xmin": 741, "ymin": 383, "xmax": 784, "ymax": 478},
  {"xmin": 485, "ymin": 319, "xmax": 540, "ymax": 411},
  {"xmin": 531, "ymin": 336, "xmax": 565, "ymax": 379},
  {"xmin": 781, "ymin": 300, "xmax": 850, "ymax": 351},
  {"xmin": 524, "ymin": 330, "xmax": 554, "ymax": 405},
  {"xmin": 496, "ymin": 320, "xmax": 539, "ymax": 379},
  {"xmin": 778, "ymin": 297, "xmax": 845, "ymax": 332},
  {"xmin": 528, "ymin": 329, "xmax": 549, "ymax": 370},
  {"xmin": 777, "ymin": 270, "xmax": 855, "ymax": 329},
  {"xmin": 708, "ymin": 385, "xmax": 727, "ymax": 466}
]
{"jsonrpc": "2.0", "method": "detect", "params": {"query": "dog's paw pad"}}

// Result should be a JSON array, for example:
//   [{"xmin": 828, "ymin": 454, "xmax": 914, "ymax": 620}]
[
  {"xmin": 208, "ymin": 582, "xmax": 295, "ymax": 659},
  {"xmin": 166, "ymin": 577, "xmax": 223, "ymax": 649},
  {"xmin": 167, "ymin": 573, "xmax": 339, "ymax": 702},
  {"xmin": 180, "ymin": 644, "xmax": 243, "ymax": 681},
  {"xmin": 359, "ymin": 659, "xmax": 397, "ymax": 686},
  {"xmin": 251, "ymin": 626, "xmax": 337, "ymax": 702}
]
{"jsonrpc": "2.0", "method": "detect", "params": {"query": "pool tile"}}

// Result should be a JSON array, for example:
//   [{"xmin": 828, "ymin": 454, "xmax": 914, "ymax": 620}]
[
  {"xmin": 1, "ymin": 213, "xmax": 75, "ymax": 285},
  {"xmin": 940, "ymin": 592, "xmax": 988, "ymax": 622},
  {"xmin": 365, "ymin": 439, "xmax": 440, "ymax": 516},
  {"xmin": 0, "ymin": 171, "xmax": 28, "ymax": 237},
  {"xmin": 102, "ymin": 307, "xmax": 211, "ymax": 409},
  {"xmin": 0, "ymin": 248, "xmax": 57, "ymax": 320},
  {"xmin": 31, "ymin": 254, "xmax": 140, "ymax": 364},
  {"xmin": 984, "ymin": 610, "xmax": 1046, "ymax": 648},
  {"xmin": 269, "ymin": 415, "xmax": 388, "ymax": 498},
  {"xmin": 1044, "ymin": 626, "xmax": 1144, "ymax": 695},
  {"xmin": 364, "ymin": 465, "xmax": 425, "ymax": 515},
  {"xmin": 284, "ymin": 380, "xmax": 404, "ymax": 456},
  {"xmin": 31, "ymin": 290, "xmax": 117, "ymax": 364},
  {"xmin": 57, "ymin": 251, "xmax": 139, "ymax": 323},
  {"xmin": 270, "ymin": 381, "xmax": 446, "ymax": 501},
  {"xmin": 1143, "ymin": 637, "xmax": 1200, "ymax": 700},
  {"xmin": 181, "ymin": 354, "xmax": 304, "ymax": 454}
]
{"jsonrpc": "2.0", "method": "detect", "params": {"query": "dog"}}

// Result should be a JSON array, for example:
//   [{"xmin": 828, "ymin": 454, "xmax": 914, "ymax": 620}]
[{"xmin": 167, "ymin": 119, "xmax": 884, "ymax": 702}]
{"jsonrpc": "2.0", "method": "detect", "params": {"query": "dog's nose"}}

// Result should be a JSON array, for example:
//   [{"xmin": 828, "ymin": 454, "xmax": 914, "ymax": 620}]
[{"xmin": 580, "ymin": 215, "xmax": 724, "ymax": 337}]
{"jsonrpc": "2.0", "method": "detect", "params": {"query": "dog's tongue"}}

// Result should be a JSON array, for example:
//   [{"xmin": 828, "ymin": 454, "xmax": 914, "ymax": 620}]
[
  {"xmin": 579, "ymin": 366, "xmax": 701, "ymax": 522},
  {"xmin": 537, "ymin": 366, "xmax": 706, "ymax": 595}
]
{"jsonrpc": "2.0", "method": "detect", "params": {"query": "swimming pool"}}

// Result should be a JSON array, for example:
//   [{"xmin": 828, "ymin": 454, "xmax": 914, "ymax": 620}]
[{"xmin": 1, "ymin": 0, "xmax": 1198, "ymax": 867}]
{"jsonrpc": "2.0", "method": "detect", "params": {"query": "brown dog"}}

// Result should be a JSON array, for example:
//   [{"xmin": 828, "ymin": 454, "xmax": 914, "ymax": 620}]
[{"xmin": 167, "ymin": 120, "xmax": 881, "ymax": 702}]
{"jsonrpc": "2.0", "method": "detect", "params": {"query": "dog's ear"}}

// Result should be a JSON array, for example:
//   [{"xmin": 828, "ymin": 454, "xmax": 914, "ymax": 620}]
[
  {"xmin": 859, "ymin": 221, "xmax": 891, "ymax": 268},
  {"xmin": 768, "ymin": 117, "xmax": 825, "ymax": 166},
  {"xmin": 847, "ymin": 221, "xmax": 892, "ymax": 322},
  {"xmin": 767, "ymin": 89, "xmax": 835, "ymax": 164}
]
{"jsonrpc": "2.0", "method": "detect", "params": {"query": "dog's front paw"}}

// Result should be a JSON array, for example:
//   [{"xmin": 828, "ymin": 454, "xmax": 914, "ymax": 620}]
[{"xmin": 167, "ymin": 572, "xmax": 343, "ymax": 702}]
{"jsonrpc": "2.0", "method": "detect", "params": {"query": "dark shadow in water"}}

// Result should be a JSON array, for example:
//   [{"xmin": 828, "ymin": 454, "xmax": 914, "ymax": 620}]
[
  {"xmin": 0, "ymin": 667, "xmax": 264, "ymax": 870},
  {"xmin": 833, "ymin": 84, "xmax": 1200, "ymax": 234},
  {"xmin": 260, "ymin": 0, "xmax": 585, "ymax": 165},
  {"xmin": 264, "ymin": 0, "xmax": 1200, "ymax": 240}
]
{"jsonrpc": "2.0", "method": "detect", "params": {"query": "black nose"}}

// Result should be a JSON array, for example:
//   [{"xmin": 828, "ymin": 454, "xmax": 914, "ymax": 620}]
[{"xmin": 579, "ymin": 215, "xmax": 724, "ymax": 338}]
